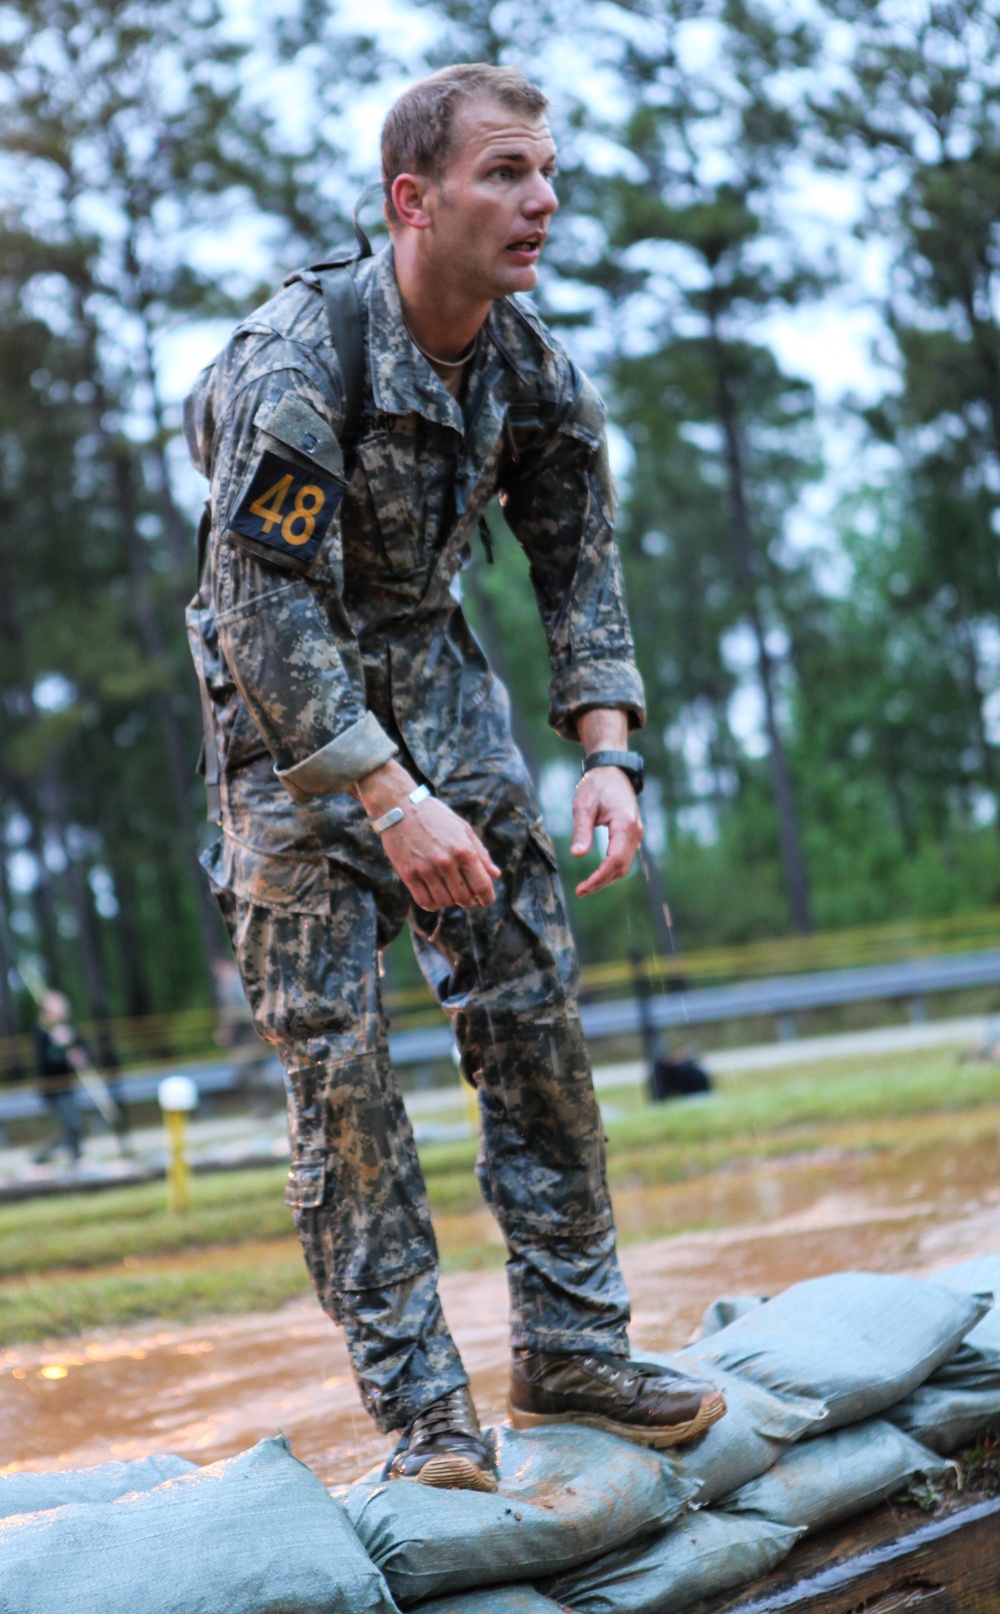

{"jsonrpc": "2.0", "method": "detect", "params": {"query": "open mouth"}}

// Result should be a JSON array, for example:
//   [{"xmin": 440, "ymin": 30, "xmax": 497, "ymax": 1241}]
[{"xmin": 506, "ymin": 234, "xmax": 545, "ymax": 254}]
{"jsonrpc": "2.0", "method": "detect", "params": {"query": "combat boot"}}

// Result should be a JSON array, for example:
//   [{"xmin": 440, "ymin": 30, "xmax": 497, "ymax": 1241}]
[
  {"xmin": 386, "ymin": 1385, "xmax": 498, "ymax": 1492},
  {"xmin": 509, "ymin": 1351, "xmax": 726, "ymax": 1450}
]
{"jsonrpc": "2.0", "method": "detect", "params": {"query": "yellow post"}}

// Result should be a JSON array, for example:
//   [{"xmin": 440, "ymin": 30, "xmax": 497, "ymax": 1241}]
[
  {"xmin": 165, "ymin": 1108, "xmax": 190, "ymax": 1212},
  {"xmin": 158, "ymin": 1075, "xmax": 198, "ymax": 1214}
]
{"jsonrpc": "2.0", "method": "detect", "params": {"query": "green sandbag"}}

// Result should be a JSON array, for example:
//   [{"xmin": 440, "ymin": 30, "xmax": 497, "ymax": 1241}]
[
  {"xmin": 0, "ymin": 1455, "xmax": 196, "ymax": 1518},
  {"xmin": 639, "ymin": 1357, "xmax": 826, "ymax": 1503},
  {"xmin": 719, "ymin": 1418, "xmax": 952, "ymax": 1531},
  {"xmin": 887, "ymin": 1380, "xmax": 1000, "ymax": 1454},
  {"xmin": 543, "ymin": 1510, "xmax": 802, "ymax": 1614},
  {"xmin": 679, "ymin": 1272, "xmax": 986, "ymax": 1432},
  {"xmin": 414, "ymin": 1591, "xmax": 565, "ymax": 1614},
  {"xmin": 931, "ymin": 1255, "xmax": 1000, "ymax": 1389},
  {"xmin": 0, "ymin": 1436, "xmax": 396, "ymax": 1614},
  {"xmin": 342, "ymin": 1423, "xmax": 695, "ymax": 1605},
  {"xmin": 694, "ymin": 1297, "xmax": 767, "ymax": 1339}
]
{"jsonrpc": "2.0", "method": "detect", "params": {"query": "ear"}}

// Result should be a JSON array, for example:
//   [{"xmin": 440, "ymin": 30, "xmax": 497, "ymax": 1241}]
[{"xmin": 391, "ymin": 172, "xmax": 434, "ymax": 230}]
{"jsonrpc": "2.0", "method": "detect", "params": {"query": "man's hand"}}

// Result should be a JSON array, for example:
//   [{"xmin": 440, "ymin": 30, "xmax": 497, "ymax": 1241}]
[
  {"xmin": 354, "ymin": 759, "xmax": 500, "ymax": 911},
  {"xmin": 571, "ymin": 768, "xmax": 643, "ymax": 896},
  {"xmin": 571, "ymin": 707, "xmax": 644, "ymax": 897}
]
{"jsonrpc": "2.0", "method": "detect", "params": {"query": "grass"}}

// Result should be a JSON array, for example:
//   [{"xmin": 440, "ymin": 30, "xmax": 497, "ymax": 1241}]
[{"xmin": 2, "ymin": 1042, "xmax": 999, "ymax": 1344}]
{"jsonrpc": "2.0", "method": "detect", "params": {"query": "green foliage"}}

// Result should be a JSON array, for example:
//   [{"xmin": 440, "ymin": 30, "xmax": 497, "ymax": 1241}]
[{"xmin": 3, "ymin": 0, "xmax": 1000, "ymax": 1036}]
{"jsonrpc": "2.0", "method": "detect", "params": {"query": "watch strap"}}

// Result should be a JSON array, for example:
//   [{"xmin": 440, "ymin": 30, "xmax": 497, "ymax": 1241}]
[{"xmin": 581, "ymin": 749, "xmax": 644, "ymax": 794}]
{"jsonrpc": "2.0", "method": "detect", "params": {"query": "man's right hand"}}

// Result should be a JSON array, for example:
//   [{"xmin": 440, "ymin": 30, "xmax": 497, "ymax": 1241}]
[{"xmin": 354, "ymin": 760, "xmax": 500, "ymax": 911}]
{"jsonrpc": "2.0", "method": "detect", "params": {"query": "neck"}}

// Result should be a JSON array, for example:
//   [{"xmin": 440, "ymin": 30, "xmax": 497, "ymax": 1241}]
[{"xmin": 393, "ymin": 236, "xmax": 492, "ymax": 362}]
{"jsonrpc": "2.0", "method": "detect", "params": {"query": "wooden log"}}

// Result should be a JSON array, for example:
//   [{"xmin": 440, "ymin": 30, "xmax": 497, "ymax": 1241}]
[{"xmin": 697, "ymin": 1494, "xmax": 1000, "ymax": 1614}]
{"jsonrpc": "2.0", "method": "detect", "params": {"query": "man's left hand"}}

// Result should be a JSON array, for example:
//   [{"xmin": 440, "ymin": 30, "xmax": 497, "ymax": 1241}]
[{"xmin": 570, "ymin": 766, "xmax": 643, "ymax": 897}]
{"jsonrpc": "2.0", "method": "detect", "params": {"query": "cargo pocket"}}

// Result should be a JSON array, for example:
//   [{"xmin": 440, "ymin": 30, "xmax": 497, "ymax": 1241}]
[
  {"xmin": 285, "ymin": 1160, "xmax": 326, "ymax": 1209},
  {"xmin": 207, "ymin": 832, "xmax": 331, "ymax": 915},
  {"xmin": 510, "ymin": 820, "xmax": 577, "ymax": 997}
]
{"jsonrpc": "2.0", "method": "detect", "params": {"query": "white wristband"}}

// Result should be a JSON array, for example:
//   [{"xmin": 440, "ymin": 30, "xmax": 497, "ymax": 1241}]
[{"xmin": 369, "ymin": 783, "xmax": 432, "ymax": 836}]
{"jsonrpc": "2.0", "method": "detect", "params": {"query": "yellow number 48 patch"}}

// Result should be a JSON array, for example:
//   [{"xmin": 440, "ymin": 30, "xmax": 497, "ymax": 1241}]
[{"xmin": 230, "ymin": 449, "xmax": 346, "ymax": 564}]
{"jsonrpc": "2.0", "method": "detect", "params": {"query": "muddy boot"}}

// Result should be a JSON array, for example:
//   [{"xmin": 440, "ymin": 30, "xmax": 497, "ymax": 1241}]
[
  {"xmin": 509, "ymin": 1351, "xmax": 726, "ymax": 1450},
  {"xmin": 386, "ymin": 1385, "xmax": 498, "ymax": 1493}
]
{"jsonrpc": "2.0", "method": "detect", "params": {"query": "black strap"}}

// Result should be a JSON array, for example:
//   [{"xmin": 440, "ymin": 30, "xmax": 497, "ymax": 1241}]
[
  {"xmin": 195, "ymin": 498, "xmax": 211, "ymax": 586},
  {"xmin": 317, "ymin": 267, "xmax": 366, "ymax": 460}
]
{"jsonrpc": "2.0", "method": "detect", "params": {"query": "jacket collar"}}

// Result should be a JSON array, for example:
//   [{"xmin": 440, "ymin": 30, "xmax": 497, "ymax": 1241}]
[{"xmin": 359, "ymin": 245, "xmax": 538, "ymax": 432}]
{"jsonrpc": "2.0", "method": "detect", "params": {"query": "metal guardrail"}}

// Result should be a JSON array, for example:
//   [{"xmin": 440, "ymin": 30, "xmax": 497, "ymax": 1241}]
[
  {"xmin": 3, "ymin": 908, "xmax": 998, "ymax": 1076},
  {"xmin": 3, "ymin": 947, "xmax": 997, "ymax": 1123}
]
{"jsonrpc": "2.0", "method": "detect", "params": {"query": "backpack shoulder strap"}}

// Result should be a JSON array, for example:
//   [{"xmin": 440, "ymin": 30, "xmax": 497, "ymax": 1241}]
[{"xmin": 316, "ymin": 265, "xmax": 365, "ymax": 459}]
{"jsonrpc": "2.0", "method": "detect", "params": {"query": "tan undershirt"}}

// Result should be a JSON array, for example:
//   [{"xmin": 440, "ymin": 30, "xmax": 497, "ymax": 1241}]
[{"xmin": 428, "ymin": 355, "xmax": 473, "ymax": 401}]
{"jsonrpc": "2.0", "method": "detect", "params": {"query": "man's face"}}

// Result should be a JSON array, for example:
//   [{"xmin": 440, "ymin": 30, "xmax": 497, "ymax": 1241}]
[{"xmin": 423, "ymin": 96, "xmax": 558, "ymax": 301}]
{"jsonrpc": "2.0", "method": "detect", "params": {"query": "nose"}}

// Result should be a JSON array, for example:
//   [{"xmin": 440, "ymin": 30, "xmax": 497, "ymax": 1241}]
[{"xmin": 525, "ymin": 171, "xmax": 558, "ymax": 218}]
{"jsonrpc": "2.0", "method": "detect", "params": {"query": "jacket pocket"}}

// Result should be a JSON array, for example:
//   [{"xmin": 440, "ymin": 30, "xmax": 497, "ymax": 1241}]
[
  {"xmin": 356, "ymin": 426, "xmax": 422, "ymax": 572},
  {"xmin": 253, "ymin": 390, "xmax": 345, "ymax": 479}
]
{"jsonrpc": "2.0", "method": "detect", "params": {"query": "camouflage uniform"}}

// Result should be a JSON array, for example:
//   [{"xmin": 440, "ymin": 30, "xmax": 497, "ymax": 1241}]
[{"xmin": 184, "ymin": 245, "xmax": 646, "ymax": 1434}]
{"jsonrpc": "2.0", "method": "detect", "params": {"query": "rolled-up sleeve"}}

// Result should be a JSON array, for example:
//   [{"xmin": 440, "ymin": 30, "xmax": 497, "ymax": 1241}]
[
  {"xmin": 205, "ymin": 348, "xmax": 397, "ymax": 796},
  {"xmin": 500, "ymin": 370, "xmax": 646, "ymax": 741}
]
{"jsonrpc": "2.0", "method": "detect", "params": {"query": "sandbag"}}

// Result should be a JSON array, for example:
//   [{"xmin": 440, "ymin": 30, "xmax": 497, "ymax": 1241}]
[
  {"xmin": 0, "ymin": 1455, "xmax": 196, "ymax": 1519},
  {"xmin": 544, "ymin": 1510, "xmax": 802, "ymax": 1614},
  {"xmin": 887, "ymin": 1380, "xmax": 1000, "ymax": 1454},
  {"xmin": 0, "ymin": 1436, "xmax": 396, "ymax": 1614},
  {"xmin": 719, "ymin": 1418, "xmax": 952, "ymax": 1531},
  {"xmin": 342, "ymin": 1424, "xmax": 695, "ymax": 1606},
  {"xmin": 930, "ymin": 1255, "xmax": 1000, "ymax": 1389},
  {"xmin": 415, "ymin": 1591, "xmax": 566, "ymax": 1614},
  {"xmin": 695, "ymin": 1297, "xmax": 767, "ymax": 1339},
  {"xmin": 678, "ymin": 1272, "xmax": 986, "ymax": 1431},
  {"xmin": 637, "ymin": 1357, "xmax": 825, "ymax": 1504}
]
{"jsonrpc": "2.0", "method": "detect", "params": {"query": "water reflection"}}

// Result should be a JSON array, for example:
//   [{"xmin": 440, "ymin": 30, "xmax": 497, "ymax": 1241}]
[{"xmin": 3, "ymin": 1122, "xmax": 998, "ymax": 1487}]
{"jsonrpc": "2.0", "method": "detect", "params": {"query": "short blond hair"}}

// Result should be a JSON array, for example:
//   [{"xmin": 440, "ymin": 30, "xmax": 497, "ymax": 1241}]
[{"xmin": 381, "ymin": 64, "xmax": 549, "ymax": 223}]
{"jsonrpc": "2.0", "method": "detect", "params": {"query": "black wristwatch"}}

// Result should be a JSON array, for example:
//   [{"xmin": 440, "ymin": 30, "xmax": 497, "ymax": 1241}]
[{"xmin": 581, "ymin": 749, "xmax": 644, "ymax": 795}]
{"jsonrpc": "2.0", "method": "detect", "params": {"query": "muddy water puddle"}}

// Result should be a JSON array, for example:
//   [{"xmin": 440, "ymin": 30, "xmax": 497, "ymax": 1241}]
[{"xmin": 3, "ymin": 1121, "xmax": 999, "ymax": 1488}]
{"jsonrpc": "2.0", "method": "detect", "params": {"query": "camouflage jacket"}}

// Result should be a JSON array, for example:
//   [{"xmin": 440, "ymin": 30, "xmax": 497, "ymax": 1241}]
[{"xmin": 183, "ymin": 244, "xmax": 644, "ymax": 817}]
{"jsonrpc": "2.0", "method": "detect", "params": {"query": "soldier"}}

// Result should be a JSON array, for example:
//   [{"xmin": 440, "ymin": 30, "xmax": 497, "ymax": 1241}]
[{"xmin": 184, "ymin": 62, "xmax": 725, "ymax": 1492}]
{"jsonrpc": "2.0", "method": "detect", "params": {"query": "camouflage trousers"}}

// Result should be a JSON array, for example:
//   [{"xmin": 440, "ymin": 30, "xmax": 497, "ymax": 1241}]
[{"xmin": 208, "ymin": 756, "xmax": 631, "ymax": 1434}]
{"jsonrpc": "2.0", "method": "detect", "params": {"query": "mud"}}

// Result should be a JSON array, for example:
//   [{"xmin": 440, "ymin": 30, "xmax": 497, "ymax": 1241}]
[{"xmin": 3, "ymin": 1125, "xmax": 999, "ymax": 1488}]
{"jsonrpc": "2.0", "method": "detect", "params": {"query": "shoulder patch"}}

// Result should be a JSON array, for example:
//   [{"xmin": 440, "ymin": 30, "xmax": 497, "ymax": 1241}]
[{"xmin": 229, "ymin": 449, "xmax": 345, "ymax": 566}]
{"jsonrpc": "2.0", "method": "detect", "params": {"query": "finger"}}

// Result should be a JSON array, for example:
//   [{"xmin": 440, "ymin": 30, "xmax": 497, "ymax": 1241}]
[
  {"xmin": 575, "ymin": 823, "xmax": 636, "ymax": 897},
  {"xmin": 570, "ymin": 788, "xmax": 597, "ymax": 857},
  {"xmin": 445, "ymin": 862, "xmax": 490, "ymax": 909},
  {"xmin": 467, "ymin": 829, "xmax": 501, "ymax": 879},
  {"xmin": 406, "ymin": 874, "xmax": 439, "ymax": 911}
]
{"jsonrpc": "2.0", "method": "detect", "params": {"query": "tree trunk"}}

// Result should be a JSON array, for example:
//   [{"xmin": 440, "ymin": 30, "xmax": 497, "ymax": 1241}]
[
  {"xmin": 108, "ymin": 856, "xmax": 154, "ymax": 1018},
  {"xmin": 708, "ymin": 310, "xmax": 814, "ymax": 934},
  {"xmin": 43, "ymin": 785, "xmax": 120, "ymax": 1070},
  {"xmin": 0, "ymin": 875, "xmax": 25, "ymax": 1079},
  {"xmin": 75, "ymin": 298, "xmax": 224, "ymax": 967}
]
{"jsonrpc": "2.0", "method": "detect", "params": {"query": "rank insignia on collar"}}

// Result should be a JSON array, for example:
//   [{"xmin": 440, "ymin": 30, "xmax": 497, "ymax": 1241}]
[{"xmin": 229, "ymin": 449, "xmax": 346, "ymax": 565}]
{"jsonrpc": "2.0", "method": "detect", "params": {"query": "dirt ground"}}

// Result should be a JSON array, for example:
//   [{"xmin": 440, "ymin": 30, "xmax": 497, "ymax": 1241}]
[{"xmin": 3, "ymin": 1125, "xmax": 999, "ymax": 1487}]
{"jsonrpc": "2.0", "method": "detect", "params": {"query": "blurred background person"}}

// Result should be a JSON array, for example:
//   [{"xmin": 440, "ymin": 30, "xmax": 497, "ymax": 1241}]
[{"xmin": 33, "ymin": 990, "xmax": 86, "ymax": 1166}]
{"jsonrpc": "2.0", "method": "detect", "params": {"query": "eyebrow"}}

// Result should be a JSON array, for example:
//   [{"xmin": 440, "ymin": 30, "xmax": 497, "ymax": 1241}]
[{"xmin": 485, "ymin": 148, "xmax": 558, "ymax": 164}]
